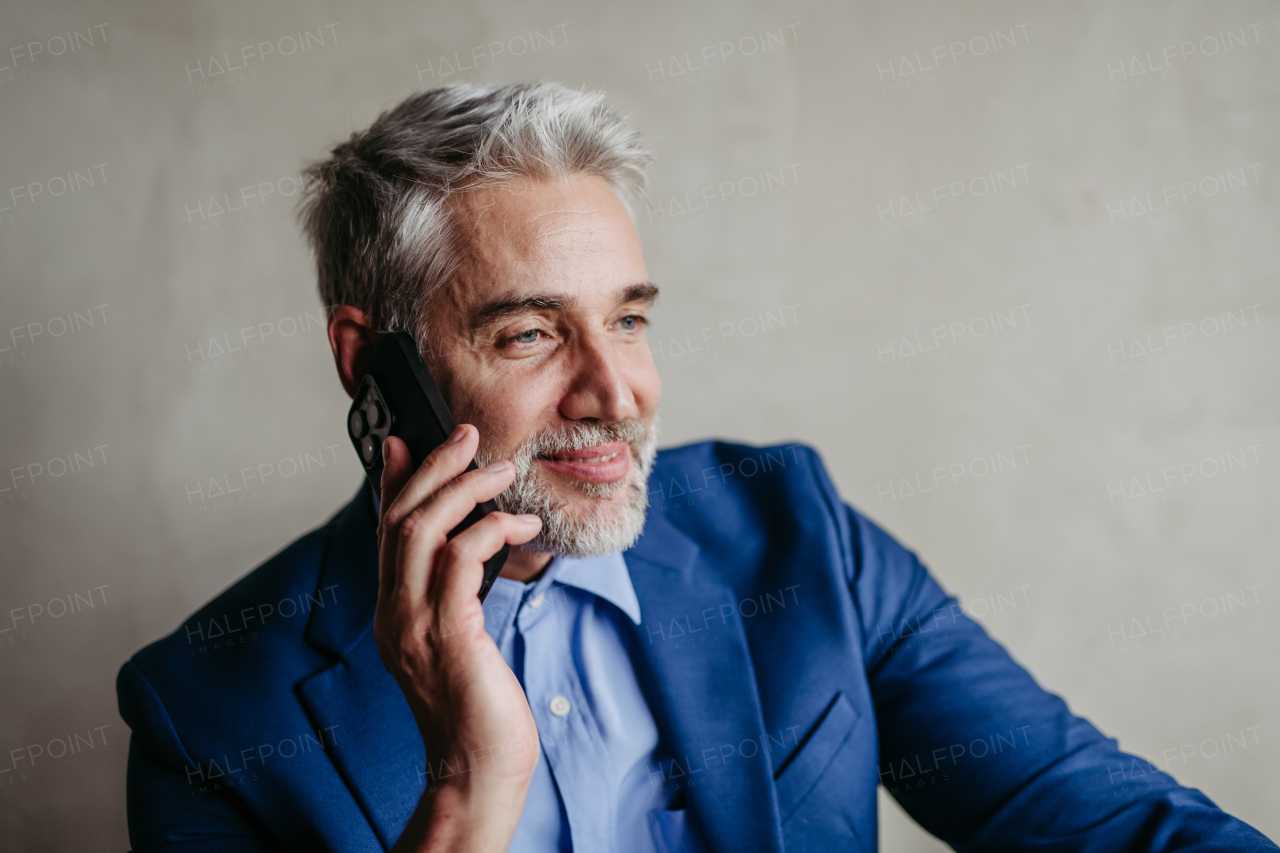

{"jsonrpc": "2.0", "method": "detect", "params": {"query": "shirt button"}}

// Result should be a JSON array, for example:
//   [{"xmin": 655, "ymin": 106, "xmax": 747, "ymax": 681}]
[
  {"xmin": 548, "ymin": 695, "xmax": 571, "ymax": 717},
  {"xmin": 529, "ymin": 593, "xmax": 545, "ymax": 609}
]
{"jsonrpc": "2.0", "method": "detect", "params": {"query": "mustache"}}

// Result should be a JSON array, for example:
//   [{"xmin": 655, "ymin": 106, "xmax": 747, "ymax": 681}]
[
  {"xmin": 473, "ymin": 418, "xmax": 653, "ymax": 469},
  {"xmin": 520, "ymin": 419, "xmax": 649, "ymax": 459}
]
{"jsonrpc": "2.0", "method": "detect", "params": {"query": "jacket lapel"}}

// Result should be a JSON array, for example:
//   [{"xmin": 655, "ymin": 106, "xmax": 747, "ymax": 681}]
[
  {"xmin": 624, "ymin": 510, "xmax": 785, "ymax": 853},
  {"xmin": 297, "ymin": 486, "xmax": 425, "ymax": 851}
]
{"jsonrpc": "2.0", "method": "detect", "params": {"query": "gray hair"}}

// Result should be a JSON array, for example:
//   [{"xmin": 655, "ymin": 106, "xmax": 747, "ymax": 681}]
[{"xmin": 298, "ymin": 81, "xmax": 653, "ymax": 352}]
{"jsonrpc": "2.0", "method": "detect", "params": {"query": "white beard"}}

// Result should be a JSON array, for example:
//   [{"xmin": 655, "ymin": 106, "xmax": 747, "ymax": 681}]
[{"xmin": 473, "ymin": 415, "xmax": 659, "ymax": 558}]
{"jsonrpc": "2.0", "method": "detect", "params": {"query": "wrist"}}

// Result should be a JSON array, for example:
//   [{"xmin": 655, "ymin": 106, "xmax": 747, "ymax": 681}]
[{"xmin": 396, "ymin": 773, "xmax": 530, "ymax": 853}]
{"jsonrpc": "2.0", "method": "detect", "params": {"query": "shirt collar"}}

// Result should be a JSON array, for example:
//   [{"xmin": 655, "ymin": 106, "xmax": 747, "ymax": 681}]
[
  {"xmin": 552, "ymin": 551, "xmax": 642, "ymax": 625},
  {"xmin": 482, "ymin": 550, "xmax": 642, "ymax": 641}
]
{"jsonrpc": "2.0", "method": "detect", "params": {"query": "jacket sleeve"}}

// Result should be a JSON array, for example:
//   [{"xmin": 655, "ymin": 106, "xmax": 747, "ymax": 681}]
[
  {"xmin": 117, "ymin": 659, "xmax": 278, "ymax": 853},
  {"xmin": 832, "ymin": 498, "xmax": 1276, "ymax": 850}
]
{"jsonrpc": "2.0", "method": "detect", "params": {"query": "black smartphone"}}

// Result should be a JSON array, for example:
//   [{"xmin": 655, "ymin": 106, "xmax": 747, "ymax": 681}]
[{"xmin": 346, "ymin": 331, "xmax": 508, "ymax": 602}]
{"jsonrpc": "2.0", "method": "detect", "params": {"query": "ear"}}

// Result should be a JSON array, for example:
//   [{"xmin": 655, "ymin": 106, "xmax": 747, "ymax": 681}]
[{"xmin": 328, "ymin": 305, "xmax": 379, "ymax": 398}]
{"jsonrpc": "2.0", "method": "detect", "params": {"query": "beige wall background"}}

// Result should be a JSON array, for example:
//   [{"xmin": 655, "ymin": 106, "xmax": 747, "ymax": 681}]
[{"xmin": 0, "ymin": 0, "xmax": 1276, "ymax": 849}]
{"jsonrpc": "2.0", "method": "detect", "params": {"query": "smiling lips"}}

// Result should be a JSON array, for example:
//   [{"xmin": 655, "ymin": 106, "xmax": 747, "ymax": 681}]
[{"xmin": 536, "ymin": 441, "xmax": 631, "ymax": 483}]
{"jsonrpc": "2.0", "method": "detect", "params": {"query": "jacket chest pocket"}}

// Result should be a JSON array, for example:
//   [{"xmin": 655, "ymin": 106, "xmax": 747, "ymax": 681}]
[{"xmin": 773, "ymin": 691, "xmax": 873, "ymax": 851}]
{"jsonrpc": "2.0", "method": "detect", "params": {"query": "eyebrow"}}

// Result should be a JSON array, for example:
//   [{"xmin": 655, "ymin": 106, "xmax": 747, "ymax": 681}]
[{"xmin": 470, "ymin": 281, "xmax": 659, "ymax": 330}]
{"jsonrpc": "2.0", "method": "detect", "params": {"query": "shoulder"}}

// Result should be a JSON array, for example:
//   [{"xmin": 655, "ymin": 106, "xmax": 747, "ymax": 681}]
[
  {"xmin": 651, "ymin": 438, "xmax": 845, "ymax": 525},
  {"xmin": 649, "ymin": 439, "xmax": 917, "ymax": 582},
  {"xmin": 652, "ymin": 438, "xmax": 828, "ymax": 495},
  {"xmin": 649, "ymin": 438, "xmax": 849, "ymax": 556},
  {"xmin": 119, "ymin": 494, "xmax": 357, "ymax": 716}
]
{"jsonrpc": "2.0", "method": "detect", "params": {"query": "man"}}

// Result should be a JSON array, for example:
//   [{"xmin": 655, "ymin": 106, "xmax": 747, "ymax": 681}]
[{"xmin": 118, "ymin": 82, "xmax": 1275, "ymax": 852}]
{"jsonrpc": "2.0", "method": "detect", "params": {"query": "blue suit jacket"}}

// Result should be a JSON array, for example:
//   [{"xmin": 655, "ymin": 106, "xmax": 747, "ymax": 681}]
[{"xmin": 118, "ymin": 441, "xmax": 1275, "ymax": 852}]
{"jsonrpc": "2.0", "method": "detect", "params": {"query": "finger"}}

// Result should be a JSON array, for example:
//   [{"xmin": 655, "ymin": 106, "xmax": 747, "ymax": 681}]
[
  {"xmin": 379, "ymin": 435, "xmax": 416, "ymax": 513},
  {"xmin": 382, "ymin": 424, "xmax": 479, "ymax": 532},
  {"xmin": 376, "ymin": 436, "xmax": 416, "ymax": 600},
  {"xmin": 431, "ymin": 512, "xmax": 543, "ymax": 613},
  {"xmin": 395, "ymin": 460, "xmax": 517, "ymax": 598},
  {"xmin": 378, "ymin": 427, "xmax": 475, "ymax": 604}
]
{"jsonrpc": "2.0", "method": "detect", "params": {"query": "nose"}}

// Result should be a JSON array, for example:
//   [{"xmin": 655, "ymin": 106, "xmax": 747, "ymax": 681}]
[{"xmin": 557, "ymin": 331, "xmax": 638, "ymax": 423}]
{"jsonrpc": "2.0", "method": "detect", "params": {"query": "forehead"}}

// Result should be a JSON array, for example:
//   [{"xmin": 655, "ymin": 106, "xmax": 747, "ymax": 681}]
[{"xmin": 442, "ymin": 173, "xmax": 644, "ymax": 308}]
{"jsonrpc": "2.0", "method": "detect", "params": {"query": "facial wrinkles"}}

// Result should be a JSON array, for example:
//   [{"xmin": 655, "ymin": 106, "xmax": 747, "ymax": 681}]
[
  {"xmin": 436, "ymin": 295, "xmax": 648, "ymax": 460},
  {"xmin": 515, "ymin": 193, "xmax": 611, "ymax": 255}
]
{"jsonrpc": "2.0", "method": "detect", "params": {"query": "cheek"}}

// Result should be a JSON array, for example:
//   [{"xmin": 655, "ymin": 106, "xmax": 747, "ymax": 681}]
[
  {"xmin": 467, "ymin": 370, "xmax": 566, "ymax": 447},
  {"xmin": 627, "ymin": 354, "xmax": 662, "ymax": 413}
]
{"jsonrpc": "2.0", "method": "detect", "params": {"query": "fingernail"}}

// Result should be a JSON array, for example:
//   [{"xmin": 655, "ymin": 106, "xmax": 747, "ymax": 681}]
[
  {"xmin": 516, "ymin": 514, "xmax": 541, "ymax": 524},
  {"xmin": 445, "ymin": 425, "xmax": 466, "ymax": 445},
  {"xmin": 481, "ymin": 459, "xmax": 511, "ymax": 472},
  {"xmin": 381, "ymin": 437, "xmax": 390, "ymax": 461}
]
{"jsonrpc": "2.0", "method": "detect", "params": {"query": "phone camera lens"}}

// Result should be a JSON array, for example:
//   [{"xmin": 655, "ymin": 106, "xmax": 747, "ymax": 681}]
[
  {"xmin": 360, "ymin": 434, "xmax": 379, "ymax": 465},
  {"xmin": 367, "ymin": 399, "xmax": 387, "ymax": 429},
  {"xmin": 349, "ymin": 409, "xmax": 369, "ymax": 439}
]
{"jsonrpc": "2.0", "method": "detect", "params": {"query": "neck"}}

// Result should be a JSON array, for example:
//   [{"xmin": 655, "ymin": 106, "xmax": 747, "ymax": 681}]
[{"xmin": 498, "ymin": 545, "xmax": 555, "ymax": 584}]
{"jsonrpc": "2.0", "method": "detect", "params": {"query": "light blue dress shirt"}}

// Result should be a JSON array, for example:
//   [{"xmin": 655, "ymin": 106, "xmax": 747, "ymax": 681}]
[{"xmin": 481, "ymin": 552, "xmax": 672, "ymax": 853}]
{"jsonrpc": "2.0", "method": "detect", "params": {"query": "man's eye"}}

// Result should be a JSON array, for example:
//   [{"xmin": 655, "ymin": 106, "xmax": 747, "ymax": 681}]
[
  {"xmin": 510, "ymin": 328, "xmax": 543, "ymax": 345},
  {"xmin": 617, "ymin": 314, "xmax": 648, "ymax": 331}
]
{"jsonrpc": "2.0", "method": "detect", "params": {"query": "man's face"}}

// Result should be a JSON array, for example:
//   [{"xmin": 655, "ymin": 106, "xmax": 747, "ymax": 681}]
[{"xmin": 426, "ymin": 173, "xmax": 662, "ymax": 557}]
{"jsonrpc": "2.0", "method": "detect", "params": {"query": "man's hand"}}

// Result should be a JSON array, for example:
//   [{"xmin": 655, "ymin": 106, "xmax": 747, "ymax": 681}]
[{"xmin": 375, "ymin": 424, "xmax": 542, "ymax": 853}]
